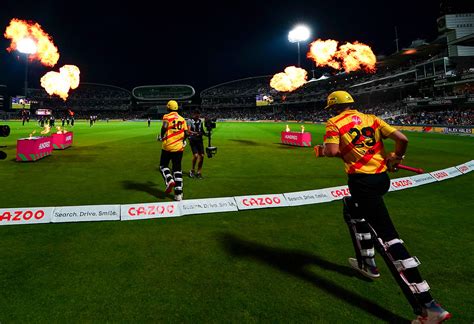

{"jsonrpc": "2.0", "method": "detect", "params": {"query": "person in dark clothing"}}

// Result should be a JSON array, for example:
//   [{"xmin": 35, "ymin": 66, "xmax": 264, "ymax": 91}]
[{"xmin": 187, "ymin": 111, "xmax": 206, "ymax": 179}]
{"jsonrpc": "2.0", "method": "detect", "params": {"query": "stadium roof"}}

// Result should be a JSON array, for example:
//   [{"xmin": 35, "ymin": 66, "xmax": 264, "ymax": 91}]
[
  {"xmin": 133, "ymin": 85, "xmax": 195, "ymax": 101},
  {"xmin": 81, "ymin": 82, "xmax": 131, "ymax": 94},
  {"xmin": 350, "ymin": 69, "xmax": 415, "ymax": 88},
  {"xmin": 201, "ymin": 75, "xmax": 271, "ymax": 96},
  {"xmin": 377, "ymin": 43, "xmax": 446, "ymax": 68},
  {"xmin": 448, "ymin": 33, "xmax": 474, "ymax": 46}
]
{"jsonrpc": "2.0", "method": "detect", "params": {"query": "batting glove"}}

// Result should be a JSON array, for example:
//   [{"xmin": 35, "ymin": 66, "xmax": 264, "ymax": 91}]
[{"xmin": 386, "ymin": 152, "xmax": 404, "ymax": 172}]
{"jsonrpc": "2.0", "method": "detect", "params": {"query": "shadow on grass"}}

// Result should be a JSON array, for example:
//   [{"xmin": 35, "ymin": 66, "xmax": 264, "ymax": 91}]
[
  {"xmin": 229, "ymin": 139, "xmax": 262, "ymax": 145},
  {"xmin": 122, "ymin": 180, "xmax": 172, "ymax": 199},
  {"xmin": 50, "ymin": 154, "xmax": 98, "ymax": 162},
  {"xmin": 273, "ymin": 143, "xmax": 298, "ymax": 149},
  {"xmin": 219, "ymin": 233, "xmax": 409, "ymax": 323}
]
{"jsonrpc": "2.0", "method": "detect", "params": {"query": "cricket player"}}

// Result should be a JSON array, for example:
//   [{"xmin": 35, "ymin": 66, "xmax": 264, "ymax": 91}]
[
  {"xmin": 158, "ymin": 100, "xmax": 188, "ymax": 201},
  {"xmin": 315, "ymin": 90, "xmax": 450, "ymax": 323}
]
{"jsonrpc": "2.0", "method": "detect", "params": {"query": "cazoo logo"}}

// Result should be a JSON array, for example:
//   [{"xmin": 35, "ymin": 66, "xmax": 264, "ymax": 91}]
[
  {"xmin": 127, "ymin": 204, "xmax": 176, "ymax": 217},
  {"xmin": 242, "ymin": 196, "xmax": 282, "ymax": 207},
  {"xmin": 330, "ymin": 188, "xmax": 351, "ymax": 198},
  {"xmin": 432, "ymin": 171, "xmax": 448, "ymax": 180},
  {"xmin": 392, "ymin": 179, "xmax": 414, "ymax": 188},
  {"xmin": 0, "ymin": 209, "xmax": 45, "ymax": 222}
]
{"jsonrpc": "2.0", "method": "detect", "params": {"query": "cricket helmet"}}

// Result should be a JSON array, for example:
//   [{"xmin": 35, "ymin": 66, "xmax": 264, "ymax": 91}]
[
  {"xmin": 167, "ymin": 100, "xmax": 179, "ymax": 111},
  {"xmin": 325, "ymin": 90, "xmax": 354, "ymax": 109}
]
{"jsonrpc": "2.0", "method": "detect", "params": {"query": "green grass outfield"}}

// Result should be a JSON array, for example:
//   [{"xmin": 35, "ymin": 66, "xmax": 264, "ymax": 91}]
[{"xmin": 0, "ymin": 120, "xmax": 473, "ymax": 322}]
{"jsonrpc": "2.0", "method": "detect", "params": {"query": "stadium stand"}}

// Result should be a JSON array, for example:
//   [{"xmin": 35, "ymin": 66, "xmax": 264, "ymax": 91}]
[
  {"xmin": 26, "ymin": 83, "xmax": 132, "ymax": 113},
  {"xmin": 132, "ymin": 85, "xmax": 196, "ymax": 118},
  {"xmin": 132, "ymin": 85, "xmax": 195, "ymax": 101},
  {"xmin": 199, "ymin": 24, "xmax": 474, "ymax": 128}
]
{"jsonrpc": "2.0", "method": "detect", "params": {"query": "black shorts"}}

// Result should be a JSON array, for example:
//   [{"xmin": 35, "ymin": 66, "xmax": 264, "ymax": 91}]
[
  {"xmin": 190, "ymin": 139, "xmax": 204, "ymax": 155},
  {"xmin": 347, "ymin": 172, "xmax": 397, "ymax": 241},
  {"xmin": 160, "ymin": 150, "xmax": 183, "ymax": 172}
]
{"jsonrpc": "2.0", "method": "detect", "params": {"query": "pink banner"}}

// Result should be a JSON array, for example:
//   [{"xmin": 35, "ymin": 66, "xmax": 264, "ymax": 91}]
[
  {"xmin": 281, "ymin": 131, "xmax": 312, "ymax": 147},
  {"xmin": 16, "ymin": 136, "xmax": 53, "ymax": 162},
  {"xmin": 52, "ymin": 132, "xmax": 73, "ymax": 150}
]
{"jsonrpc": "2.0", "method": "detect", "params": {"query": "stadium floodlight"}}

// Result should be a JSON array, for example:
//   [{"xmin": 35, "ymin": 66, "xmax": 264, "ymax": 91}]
[
  {"xmin": 288, "ymin": 25, "xmax": 311, "ymax": 67},
  {"xmin": 288, "ymin": 25, "xmax": 311, "ymax": 43},
  {"xmin": 17, "ymin": 38, "xmax": 37, "ymax": 99},
  {"xmin": 17, "ymin": 38, "xmax": 37, "ymax": 55}
]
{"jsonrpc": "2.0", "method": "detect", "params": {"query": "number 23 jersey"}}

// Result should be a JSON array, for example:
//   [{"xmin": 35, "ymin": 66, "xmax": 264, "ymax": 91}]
[
  {"xmin": 162, "ymin": 112, "xmax": 188, "ymax": 152},
  {"xmin": 324, "ymin": 109, "xmax": 397, "ymax": 174}
]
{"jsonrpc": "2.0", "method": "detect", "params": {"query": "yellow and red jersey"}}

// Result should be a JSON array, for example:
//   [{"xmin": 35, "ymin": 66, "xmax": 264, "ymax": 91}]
[
  {"xmin": 162, "ymin": 112, "xmax": 188, "ymax": 152},
  {"xmin": 324, "ymin": 109, "xmax": 397, "ymax": 174}
]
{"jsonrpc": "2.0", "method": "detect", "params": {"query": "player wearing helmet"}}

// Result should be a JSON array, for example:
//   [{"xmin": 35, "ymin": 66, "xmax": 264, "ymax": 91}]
[
  {"xmin": 158, "ymin": 100, "xmax": 188, "ymax": 201},
  {"xmin": 315, "ymin": 90, "xmax": 450, "ymax": 324}
]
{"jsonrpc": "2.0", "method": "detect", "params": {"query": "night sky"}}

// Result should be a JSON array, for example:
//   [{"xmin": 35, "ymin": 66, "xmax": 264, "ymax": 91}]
[{"xmin": 1, "ymin": 0, "xmax": 442, "ymax": 95}]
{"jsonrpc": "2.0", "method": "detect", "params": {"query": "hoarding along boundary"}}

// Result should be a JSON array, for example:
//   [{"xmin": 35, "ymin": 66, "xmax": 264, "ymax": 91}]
[
  {"xmin": 0, "ymin": 160, "xmax": 472, "ymax": 226},
  {"xmin": 394, "ymin": 125, "xmax": 473, "ymax": 135}
]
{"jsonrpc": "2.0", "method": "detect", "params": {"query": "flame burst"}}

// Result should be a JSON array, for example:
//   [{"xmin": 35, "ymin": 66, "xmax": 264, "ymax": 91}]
[
  {"xmin": 40, "ymin": 125, "xmax": 51, "ymax": 135},
  {"xmin": 307, "ymin": 39, "xmax": 340, "ymax": 70},
  {"xmin": 270, "ymin": 66, "xmax": 308, "ymax": 92},
  {"xmin": 403, "ymin": 49, "xmax": 417, "ymax": 55},
  {"xmin": 40, "ymin": 65, "xmax": 80, "ymax": 100},
  {"xmin": 307, "ymin": 39, "xmax": 376, "ymax": 73},
  {"xmin": 4, "ymin": 18, "xmax": 60, "ymax": 67},
  {"xmin": 56, "ymin": 126, "xmax": 67, "ymax": 134}
]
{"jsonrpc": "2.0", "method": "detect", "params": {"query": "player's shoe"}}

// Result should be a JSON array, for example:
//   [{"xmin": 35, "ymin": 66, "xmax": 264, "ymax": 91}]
[
  {"xmin": 348, "ymin": 258, "xmax": 380, "ymax": 279},
  {"xmin": 412, "ymin": 301, "xmax": 451, "ymax": 324},
  {"xmin": 165, "ymin": 180, "xmax": 175, "ymax": 194},
  {"xmin": 189, "ymin": 170, "xmax": 195, "ymax": 178},
  {"xmin": 196, "ymin": 173, "xmax": 203, "ymax": 179},
  {"xmin": 174, "ymin": 194, "xmax": 183, "ymax": 201}
]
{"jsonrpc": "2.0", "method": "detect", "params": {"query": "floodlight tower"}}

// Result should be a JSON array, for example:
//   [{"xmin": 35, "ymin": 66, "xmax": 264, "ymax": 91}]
[
  {"xmin": 17, "ymin": 38, "xmax": 37, "ymax": 99},
  {"xmin": 288, "ymin": 25, "xmax": 311, "ymax": 67}
]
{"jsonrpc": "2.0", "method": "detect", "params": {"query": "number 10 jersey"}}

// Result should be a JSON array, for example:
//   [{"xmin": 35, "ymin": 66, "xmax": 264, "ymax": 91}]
[{"xmin": 162, "ymin": 112, "xmax": 188, "ymax": 152}]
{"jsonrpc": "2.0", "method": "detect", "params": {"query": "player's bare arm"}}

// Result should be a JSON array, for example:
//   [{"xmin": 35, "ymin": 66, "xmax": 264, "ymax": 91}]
[
  {"xmin": 386, "ymin": 130, "xmax": 408, "ymax": 171},
  {"xmin": 159, "ymin": 121, "xmax": 168, "ymax": 140},
  {"xmin": 322, "ymin": 143, "xmax": 341, "ymax": 158}
]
